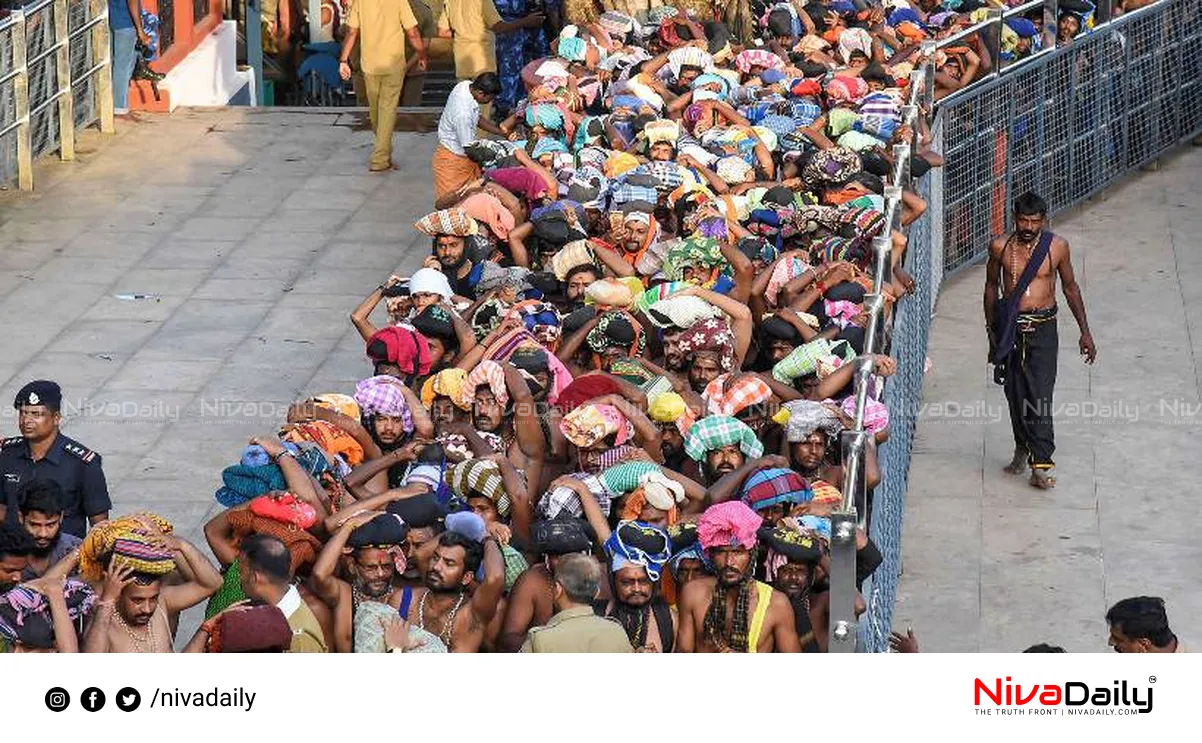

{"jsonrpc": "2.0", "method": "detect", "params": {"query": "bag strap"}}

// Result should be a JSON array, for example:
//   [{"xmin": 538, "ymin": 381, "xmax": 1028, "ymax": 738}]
[
  {"xmin": 1004, "ymin": 231, "xmax": 1054, "ymax": 306},
  {"xmin": 652, "ymin": 599, "xmax": 674, "ymax": 653}
]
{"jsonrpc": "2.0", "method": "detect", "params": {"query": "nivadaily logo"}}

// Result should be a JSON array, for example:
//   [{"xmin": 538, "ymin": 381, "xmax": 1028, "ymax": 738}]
[{"xmin": 974, "ymin": 677, "xmax": 1154, "ymax": 715}]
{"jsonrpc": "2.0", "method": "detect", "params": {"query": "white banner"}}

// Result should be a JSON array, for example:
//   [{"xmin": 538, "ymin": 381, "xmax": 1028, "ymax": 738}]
[{"xmin": 2, "ymin": 653, "xmax": 1191, "ymax": 741}]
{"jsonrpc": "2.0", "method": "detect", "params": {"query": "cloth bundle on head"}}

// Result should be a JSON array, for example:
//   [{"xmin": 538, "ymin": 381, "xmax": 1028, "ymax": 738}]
[
  {"xmin": 644, "ymin": 295, "xmax": 720, "ymax": 330},
  {"xmin": 408, "ymin": 269, "xmax": 454, "ymax": 301},
  {"xmin": 476, "ymin": 263, "xmax": 532, "ymax": 298},
  {"xmin": 354, "ymin": 376, "xmax": 414, "ymax": 431},
  {"xmin": 531, "ymin": 517, "xmax": 594, "ymax": 555},
  {"xmin": 411, "ymin": 305, "xmax": 456, "ymax": 344},
  {"xmin": 772, "ymin": 337, "xmax": 857, "ymax": 383},
  {"xmin": 79, "ymin": 513, "xmax": 174, "ymax": 581},
  {"xmin": 282, "ymin": 419, "xmax": 366, "ymax": 467},
  {"xmin": 667, "ymin": 45, "xmax": 713, "ymax": 79},
  {"xmin": 803, "ymin": 147, "xmax": 863, "ymax": 187},
  {"xmin": 604, "ymin": 521, "xmax": 672, "ymax": 581},
  {"xmin": 553, "ymin": 375, "xmax": 620, "ymax": 414},
  {"xmin": 684, "ymin": 415, "xmax": 764, "ymax": 461},
  {"xmin": 248, "ymin": 492, "xmax": 318, "ymax": 530},
  {"xmin": 781, "ymin": 400, "xmax": 845, "ymax": 442},
  {"xmin": 226, "ymin": 511, "xmax": 323, "ymax": 574},
  {"xmin": 584, "ymin": 277, "xmax": 637, "ymax": 309},
  {"xmin": 703, "ymin": 373, "xmax": 773, "ymax": 417},
  {"xmin": 734, "ymin": 48, "xmax": 785, "ymax": 74},
  {"xmin": 837, "ymin": 27, "xmax": 873, "ymax": 63},
  {"xmin": 458, "ymin": 192, "xmax": 516, "ymax": 240},
  {"xmin": 420, "ymin": 368, "xmax": 470, "ymax": 410},
  {"xmin": 647, "ymin": 390, "xmax": 696, "ymax": 435},
  {"xmin": 526, "ymin": 103, "xmax": 566, "ymax": 132},
  {"xmin": 483, "ymin": 327, "xmax": 575, "ymax": 405},
  {"xmin": 346, "ymin": 513, "xmax": 410, "ymax": 550},
  {"xmin": 644, "ymin": 118, "xmax": 681, "ymax": 145},
  {"xmin": 840, "ymin": 395, "xmax": 890, "ymax": 434},
  {"xmin": 538, "ymin": 474, "xmax": 612, "ymax": 520},
  {"xmin": 0, "ymin": 579, "xmax": 95, "ymax": 649},
  {"xmin": 207, "ymin": 604, "xmax": 294, "ymax": 653},
  {"xmin": 311, "ymin": 393, "xmax": 360, "ymax": 421},
  {"xmin": 621, "ymin": 470, "xmax": 687, "ymax": 523},
  {"xmin": 697, "ymin": 501, "xmax": 762, "ymax": 550},
  {"xmin": 758, "ymin": 524, "xmax": 824, "ymax": 582},
  {"xmin": 633, "ymin": 281, "xmax": 690, "ymax": 314},
  {"xmin": 386, "ymin": 492, "xmax": 447, "ymax": 529},
  {"xmin": 677, "ymin": 317, "xmax": 737, "ymax": 372},
  {"xmin": 585, "ymin": 311, "xmax": 646, "ymax": 358},
  {"xmin": 742, "ymin": 468, "xmax": 813, "ymax": 511},
  {"xmin": 715, "ymin": 156, "xmax": 754, "ymax": 185},
  {"xmin": 215, "ymin": 462, "xmax": 287, "ymax": 507},
  {"xmin": 449, "ymin": 458, "xmax": 510, "ymax": 518},
  {"xmin": 809, "ymin": 478, "xmax": 843, "ymax": 506},
  {"xmin": 509, "ymin": 301, "xmax": 562, "ymax": 348},
  {"xmin": 663, "ymin": 237, "xmax": 724, "ymax": 283},
  {"xmin": 414, "ymin": 208, "xmax": 479, "ymax": 237},
  {"xmin": 826, "ymin": 75, "xmax": 869, "ymax": 105},
  {"xmin": 560, "ymin": 403, "xmax": 633, "ymax": 449},
  {"xmin": 549, "ymin": 240, "xmax": 595, "ymax": 281},
  {"xmin": 599, "ymin": 460, "xmax": 661, "ymax": 495},
  {"xmin": 366, "ymin": 325, "xmax": 434, "ymax": 377}
]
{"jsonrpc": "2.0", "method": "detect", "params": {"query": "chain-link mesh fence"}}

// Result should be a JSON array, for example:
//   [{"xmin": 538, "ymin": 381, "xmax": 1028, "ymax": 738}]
[
  {"xmin": 0, "ymin": 0, "xmax": 108, "ymax": 188},
  {"xmin": 0, "ymin": 18, "xmax": 18, "ymax": 186},
  {"xmin": 859, "ymin": 0, "xmax": 1202, "ymax": 652},
  {"xmin": 940, "ymin": 0, "xmax": 1202, "ymax": 275}
]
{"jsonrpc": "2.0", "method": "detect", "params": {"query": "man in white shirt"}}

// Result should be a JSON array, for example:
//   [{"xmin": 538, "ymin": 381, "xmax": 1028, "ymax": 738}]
[{"xmin": 431, "ymin": 72, "xmax": 506, "ymax": 203}]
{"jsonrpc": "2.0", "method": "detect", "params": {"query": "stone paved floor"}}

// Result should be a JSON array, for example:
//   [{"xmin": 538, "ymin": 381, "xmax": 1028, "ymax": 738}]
[
  {"xmin": 896, "ymin": 146, "xmax": 1202, "ymax": 652},
  {"xmin": 0, "ymin": 108, "xmax": 439, "ymax": 645}
]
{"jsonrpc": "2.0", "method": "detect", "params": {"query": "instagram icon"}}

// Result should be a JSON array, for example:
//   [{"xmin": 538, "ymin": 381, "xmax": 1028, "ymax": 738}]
[{"xmin": 45, "ymin": 687, "xmax": 70, "ymax": 712}]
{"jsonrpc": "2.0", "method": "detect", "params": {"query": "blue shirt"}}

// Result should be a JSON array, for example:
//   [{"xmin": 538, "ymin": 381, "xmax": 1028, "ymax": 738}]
[{"xmin": 109, "ymin": 0, "xmax": 135, "ymax": 30}]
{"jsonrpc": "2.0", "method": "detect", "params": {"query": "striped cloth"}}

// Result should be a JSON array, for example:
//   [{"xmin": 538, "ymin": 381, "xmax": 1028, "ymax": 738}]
[
  {"xmin": 741, "ymin": 468, "xmax": 813, "ymax": 511},
  {"xmin": 449, "ymin": 459, "xmax": 510, "ymax": 518},
  {"xmin": 413, "ymin": 207, "xmax": 479, "ymax": 237}
]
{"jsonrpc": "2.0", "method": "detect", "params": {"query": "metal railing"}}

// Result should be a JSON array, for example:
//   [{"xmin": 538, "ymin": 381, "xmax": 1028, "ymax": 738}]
[
  {"xmin": 0, "ymin": 0, "xmax": 114, "ymax": 190},
  {"xmin": 828, "ymin": 42, "xmax": 938, "ymax": 653},
  {"xmin": 854, "ymin": 0, "xmax": 1202, "ymax": 652}
]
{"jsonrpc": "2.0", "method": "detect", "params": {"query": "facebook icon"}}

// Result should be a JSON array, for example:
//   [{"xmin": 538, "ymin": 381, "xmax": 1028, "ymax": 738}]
[{"xmin": 81, "ymin": 687, "xmax": 106, "ymax": 712}]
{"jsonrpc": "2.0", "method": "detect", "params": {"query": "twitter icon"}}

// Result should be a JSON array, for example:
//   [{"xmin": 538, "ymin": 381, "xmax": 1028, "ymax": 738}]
[{"xmin": 116, "ymin": 687, "xmax": 141, "ymax": 712}]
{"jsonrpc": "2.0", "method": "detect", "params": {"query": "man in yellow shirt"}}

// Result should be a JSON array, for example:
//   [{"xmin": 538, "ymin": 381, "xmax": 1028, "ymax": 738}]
[
  {"xmin": 339, "ymin": 0, "xmax": 430, "ymax": 171},
  {"xmin": 436, "ymin": 0, "xmax": 542, "ymax": 82}
]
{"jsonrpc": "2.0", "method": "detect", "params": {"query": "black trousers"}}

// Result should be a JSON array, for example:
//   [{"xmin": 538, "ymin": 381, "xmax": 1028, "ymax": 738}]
[{"xmin": 1003, "ymin": 309, "xmax": 1058, "ymax": 468}]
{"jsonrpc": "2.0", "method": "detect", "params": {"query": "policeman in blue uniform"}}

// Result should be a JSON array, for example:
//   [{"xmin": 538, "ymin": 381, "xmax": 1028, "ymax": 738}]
[{"xmin": 0, "ymin": 381, "xmax": 111, "ymax": 538}]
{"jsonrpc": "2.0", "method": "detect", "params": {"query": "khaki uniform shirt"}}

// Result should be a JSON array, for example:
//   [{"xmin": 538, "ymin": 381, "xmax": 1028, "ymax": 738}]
[
  {"xmin": 437, "ymin": 0, "xmax": 501, "ymax": 79},
  {"xmin": 349, "ymin": 0, "xmax": 421, "ymax": 75},
  {"xmin": 520, "ymin": 606, "xmax": 635, "ymax": 653}
]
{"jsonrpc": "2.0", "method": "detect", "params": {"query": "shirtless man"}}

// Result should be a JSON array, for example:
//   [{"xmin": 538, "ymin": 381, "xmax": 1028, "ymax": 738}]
[
  {"xmin": 404, "ymin": 529, "xmax": 505, "ymax": 652},
  {"xmin": 676, "ymin": 502, "xmax": 799, "ymax": 653},
  {"xmin": 985, "ymin": 191, "xmax": 1095, "ymax": 489},
  {"xmin": 311, "ymin": 512, "xmax": 409, "ymax": 653},
  {"xmin": 82, "ymin": 532, "xmax": 223, "ymax": 653}
]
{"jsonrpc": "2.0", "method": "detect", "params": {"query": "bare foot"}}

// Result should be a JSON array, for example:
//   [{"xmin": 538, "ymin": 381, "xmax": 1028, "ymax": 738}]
[
  {"xmin": 1002, "ymin": 448, "xmax": 1027, "ymax": 475},
  {"xmin": 1029, "ymin": 469, "xmax": 1056, "ymax": 489},
  {"xmin": 369, "ymin": 161, "xmax": 399, "ymax": 172}
]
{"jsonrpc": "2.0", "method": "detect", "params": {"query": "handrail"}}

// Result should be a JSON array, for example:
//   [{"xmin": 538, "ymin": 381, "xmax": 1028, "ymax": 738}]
[{"xmin": 828, "ymin": 47, "xmax": 936, "ymax": 654}]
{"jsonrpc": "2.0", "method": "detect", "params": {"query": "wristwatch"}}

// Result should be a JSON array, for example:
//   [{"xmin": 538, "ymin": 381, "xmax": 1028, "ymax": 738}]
[{"xmin": 272, "ymin": 449, "xmax": 296, "ymax": 463}]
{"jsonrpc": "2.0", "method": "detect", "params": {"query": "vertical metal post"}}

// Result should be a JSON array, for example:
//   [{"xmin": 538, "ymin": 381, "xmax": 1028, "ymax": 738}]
[
  {"xmin": 829, "ymin": 426, "xmax": 865, "ymax": 653},
  {"xmin": 986, "ymin": 8, "xmax": 1004, "ymax": 81},
  {"xmin": 247, "ymin": 0, "xmax": 264, "ymax": 105},
  {"xmin": 90, "ymin": 0, "xmax": 113, "ymax": 132},
  {"xmin": 13, "ymin": 10, "xmax": 33, "ymax": 191},
  {"xmin": 1042, "ymin": 0, "xmax": 1058, "ymax": 51},
  {"xmin": 54, "ymin": 0, "xmax": 74, "ymax": 160}
]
